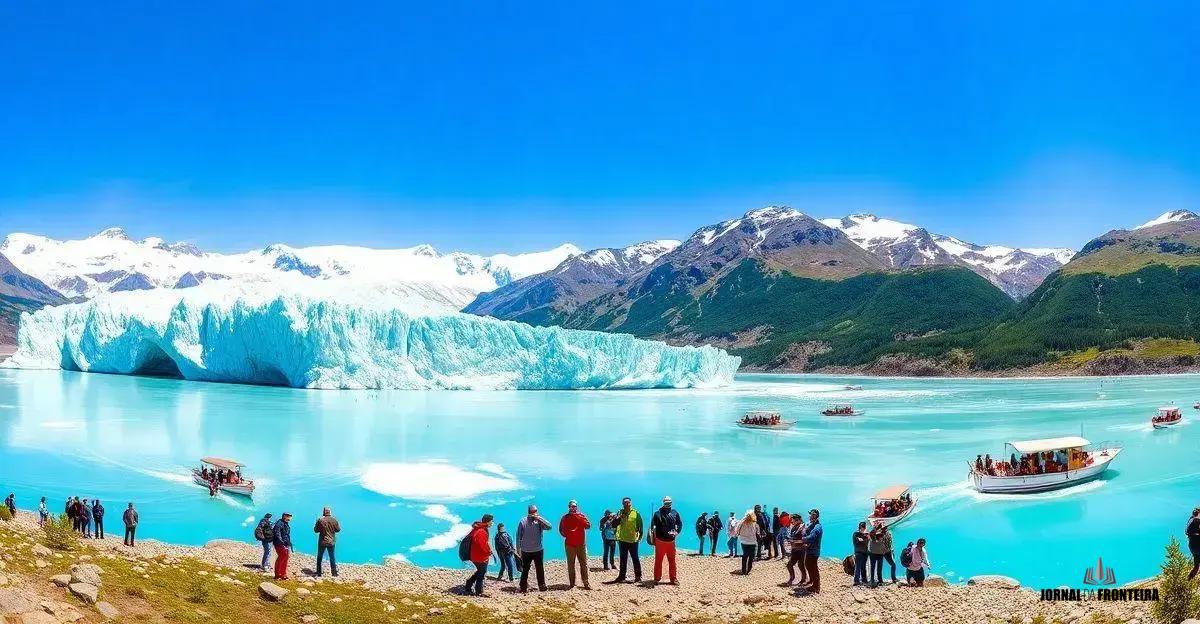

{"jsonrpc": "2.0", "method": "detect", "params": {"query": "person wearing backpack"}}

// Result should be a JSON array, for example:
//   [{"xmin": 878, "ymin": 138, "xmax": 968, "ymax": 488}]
[
  {"xmin": 904, "ymin": 537, "xmax": 930, "ymax": 586},
  {"xmin": 706, "ymin": 511, "xmax": 722, "ymax": 558},
  {"xmin": 462, "ymin": 514, "xmax": 493, "ymax": 596},
  {"xmin": 694, "ymin": 512, "xmax": 709, "ymax": 555},
  {"xmin": 253, "ymin": 513, "xmax": 274, "ymax": 570}
]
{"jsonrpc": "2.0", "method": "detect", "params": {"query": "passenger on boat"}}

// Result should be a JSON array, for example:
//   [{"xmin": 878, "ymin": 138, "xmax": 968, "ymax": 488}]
[
  {"xmin": 983, "ymin": 454, "xmax": 994, "ymax": 474},
  {"xmin": 974, "ymin": 455, "xmax": 984, "ymax": 473}
]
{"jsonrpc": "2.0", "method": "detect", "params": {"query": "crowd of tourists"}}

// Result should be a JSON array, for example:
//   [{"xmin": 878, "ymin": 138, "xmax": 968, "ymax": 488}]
[
  {"xmin": 457, "ymin": 496, "xmax": 935, "ymax": 597},
  {"xmin": 4, "ymin": 492, "xmax": 140, "ymax": 546},
  {"xmin": 974, "ymin": 450, "xmax": 1093, "ymax": 477},
  {"xmin": 250, "ymin": 507, "xmax": 342, "ymax": 580}
]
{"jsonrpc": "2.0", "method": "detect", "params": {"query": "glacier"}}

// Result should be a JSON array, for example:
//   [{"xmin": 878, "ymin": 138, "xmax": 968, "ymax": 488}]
[{"xmin": 2, "ymin": 285, "xmax": 740, "ymax": 390}]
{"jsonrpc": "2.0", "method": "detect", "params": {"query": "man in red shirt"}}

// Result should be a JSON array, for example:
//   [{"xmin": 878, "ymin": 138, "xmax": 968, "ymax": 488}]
[
  {"xmin": 463, "ymin": 514, "xmax": 494, "ymax": 596},
  {"xmin": 558, "ymin": 500, "xmax": 592, "ymax": 589}
]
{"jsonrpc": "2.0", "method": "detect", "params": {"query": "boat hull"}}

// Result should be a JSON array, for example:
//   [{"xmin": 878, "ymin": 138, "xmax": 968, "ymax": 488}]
[
  {"xmin": 867, "ymin": 497, "xmax": 917, "ymax": 528},
  {"xmin": 822, "ymin": 411, "xmax": 864, "ymax": 417},
  {"xmin": 1153, "ymin": 419, "xmax": 1183, "ymax": 429},
  {"xmin": 192, "ymin": 473, "xmax": 255, "ymax": 497},
  {"xmin": 736, "ymin": 421, "xmax": 795, "ymax": 430},
  {"xmin": 970, "ymin": 449, "xmax": 1119, "ymax": 494}
]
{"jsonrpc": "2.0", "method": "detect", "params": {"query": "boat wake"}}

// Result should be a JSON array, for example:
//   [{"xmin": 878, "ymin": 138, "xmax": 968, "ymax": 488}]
[{"xmin": 916, "ymin": 477, "xmax": 1108, "ymax": 506}]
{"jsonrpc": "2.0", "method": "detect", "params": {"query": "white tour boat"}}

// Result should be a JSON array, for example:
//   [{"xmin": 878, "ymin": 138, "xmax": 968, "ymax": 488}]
[
  {"xmin": 866, "ymin": 484, "xmax": 917, "ymax": 528},
  {"xmin": 735, "ymin": 410, "xmax": 795, "ymax": 430},
  {"xmin": 1152, "ymin": 406, "xmax": 1184, "ymax": 429},
  {"xmin": 968, "ymin": 436, "xmax": 1121, "ymax": 494},
  {"xmin": 192, "ymin": 457, "xmax": 256, "ymax": 497}
]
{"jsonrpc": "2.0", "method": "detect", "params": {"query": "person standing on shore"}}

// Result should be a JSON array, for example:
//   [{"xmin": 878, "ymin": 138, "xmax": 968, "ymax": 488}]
[
  {"xmin": 599, "ymin": 510, "xmax": 617, "ymax": 570},
  {"xmin": 38, "ymin": 497, "xmax": 48, "ymax": 526},
  {"xmin": 463, "ymin": 514, "xmax": 493, "ymax": 596},
  {"xmin": 870, "ymin": 522, "xmax": 896, "ymax": 584},
  {"xmin": 559, "ymin": 500, "xmax": 592, "ymax": 590},
  {"xmin": 92, "ymin": 499, "xmax": 105, "ymax": 539},
  {"xmin": 1186, "ymin": 507, "xmax": 1200, "ymax": 579},
  {"xmin": 735, "ymin": 510, "xmax": 760, "ymax": 575},
  {"xmin": 649, "ymin": 496, "xmax": 682, "ymax": 585},
  {"xmin": 784, "ymin": 514, "xmax": 807, "ymax": 586},
  {"xmin": 904, "ymin": 537, "xmax": 930, "ymax": 586},
  {"xmin": 607, "ymin": 497, "xmax": 643, "ymax": 584},
  {"xmin": 725, "ymin": 512, "xmax": 738, "ymax": 557},
  {"xmin": 272, "ymin": 512, "xmax": 293, "ymax": 580},
  {"xmin": 65, "ymin": 498, "xmax": 75, "ymax": 531},
  {"xmin": 253, "ymin": 513, "xmax": 274, "ymax": 570},
  {"xmin": 707, "ymin": 510, "xmax": 722, "ymax": 557},
  {"xmin": 755, "ymin": 505, "xmax": 771, "ymax": 560},
  {"xmin": 314, "ymin": 506, "xmax": 341, "ymax": 577},
  {"xmin": 770, "ymin": 508, "xmax": 783, "ymax": 560},
  {"xmin": 3, "ymin": 493, "xmax": 13, "ymax": 517},
  {"xmin": 516, "ymin": 504, "xmax": 552, "ymax": 593},
  {"xmin": 694, "ymin": 512, "xmax": 709, "ymax": 555},
  {"xmin": 776, "ymin": 510, "xmax": 791, "ymax": 560},
  {"xmin": 81, "ymin": 498, "xmax": 93, "ymax": 538},
  {"xmin": 852, "ymin": 521, "xmax": 870, "ymax": 586},
  {"xmin": 122, "ymin": 503, "xmax": 138, "ymax": 546},
  {"xmin": 800, "ymin": 509, "xmax": 823, "ymax": 593},
  {"xmin": 493, "ymin": 523, "xmax": 517, "ymax": 581}
]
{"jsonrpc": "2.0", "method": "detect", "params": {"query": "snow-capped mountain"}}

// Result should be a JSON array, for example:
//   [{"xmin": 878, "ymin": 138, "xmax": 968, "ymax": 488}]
[
  {"xmin": 465, "ymin": 239, "xmax": 680, "ymax": 322},
  {"xmin": 0, "ymin": 228, "xmax": 580, "ymax": 310},
  {"xmin": 1135, "ymin": 209, "xmax": 1198, "ymax": 230},
  {"xmin": 819, "ymin": 214, "xmax": 1075, "ymax": 297}
]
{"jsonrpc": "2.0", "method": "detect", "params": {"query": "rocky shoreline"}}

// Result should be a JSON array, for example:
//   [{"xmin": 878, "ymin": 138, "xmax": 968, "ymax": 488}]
[{"xmin": 0, "ymin": 512, "xmax": 1155, "ymax": 623}]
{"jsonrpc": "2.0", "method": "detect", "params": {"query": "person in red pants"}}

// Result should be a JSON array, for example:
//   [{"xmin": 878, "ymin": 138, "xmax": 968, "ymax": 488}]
[
  {"xmin": 648, "ymin": 496, "xmax": 682, "ymax": 585},
  {"xmin": 272, "ymin": 512, "xmax": 293, "ymax": 580}
]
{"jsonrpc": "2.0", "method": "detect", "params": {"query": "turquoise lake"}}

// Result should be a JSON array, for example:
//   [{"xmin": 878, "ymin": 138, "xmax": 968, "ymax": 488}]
[{"xmin": 0, "ymin": 368, "xmax": 1195, "ymax": 587}]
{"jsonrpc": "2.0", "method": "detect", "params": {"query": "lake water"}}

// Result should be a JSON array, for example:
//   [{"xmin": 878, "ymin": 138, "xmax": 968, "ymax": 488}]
[{"xmin": 0, "ymin": 368, "xmax": 1194, "ymax": 587}]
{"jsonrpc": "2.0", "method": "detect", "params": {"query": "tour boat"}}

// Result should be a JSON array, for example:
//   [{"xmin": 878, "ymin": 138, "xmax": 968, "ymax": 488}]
[
  {"xmin": 1193, "ymin": 402, "xmax": 1200, "ymax": 410},
  {"xmin": 735, "ymin": 410, "xmax": 795, "ymax": 430},
  {"xmin": 866, "ymin": 484, "xmax": 917, "ymax": 528},
  {"xmin": 844, "ymin": 385, "xmax": 864, "ymax": 391},
  {"xmin": 821, "ymin": 404, "xmax": 863, "ymax": 417},
  {"xmin": 192, "ymin": 457, "xmax": 256, "ymax": 497},
  {"xmin": 1152, "ymin": 406, "xmax": 1184, "ymax": 429},
  {"xmin": 968, "ymin": 437, "xmax": 1121, "ymax": 494}
]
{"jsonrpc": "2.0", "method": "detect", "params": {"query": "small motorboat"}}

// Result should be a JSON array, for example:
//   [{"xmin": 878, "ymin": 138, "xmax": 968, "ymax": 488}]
[
  {"xmin": 1152, "ymin": 406, "xmax": 1184, "ymax": 429},
  {"xmin": 968, "ymin": 436, "xmax": 1121, "ymax": 494},
  {"xmin": 866, "ymin": 484, "xmax": 917, "ymax": 528},
  {"xmin": 821, "ymin": 404, "xmax": 863, "ymax": 417},
  {"xmin": 1192, "ymin": 402, "xmax": 1200, "ymax": 410},
  {"xmin": 844, "ymin": 384, "xmax": 864, "ymax": 391},
  {"xmin": 735, "ymin": 410, "xmax": 795, "ymax": 430},
  {"xmin": 192, "ymin": 457, "xmax": 255, "ymax": 497}
]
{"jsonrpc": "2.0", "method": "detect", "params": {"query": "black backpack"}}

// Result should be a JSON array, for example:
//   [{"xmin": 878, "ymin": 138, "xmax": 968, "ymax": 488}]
[
  {"xmin": 458, "ymin": 528, "xmax": 475, "ymax": 561},
  {"xmin": 900, "ymin": 543, "xmax": 914, "ymax": 567},
  {"xmin": 254, "ymin": 519, "xmax": 273, "ymax": 542}
]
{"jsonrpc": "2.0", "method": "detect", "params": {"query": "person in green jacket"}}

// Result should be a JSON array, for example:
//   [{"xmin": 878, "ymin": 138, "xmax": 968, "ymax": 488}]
[{"xmin": 605, "ymin": 497, "xmax": 643, "ymax": 584}]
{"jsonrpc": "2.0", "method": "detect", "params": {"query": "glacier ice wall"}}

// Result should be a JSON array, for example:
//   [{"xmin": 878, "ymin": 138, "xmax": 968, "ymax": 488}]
[{"xmin": 3, "ymin": 287, "xmax": 740, "ymax": 390}]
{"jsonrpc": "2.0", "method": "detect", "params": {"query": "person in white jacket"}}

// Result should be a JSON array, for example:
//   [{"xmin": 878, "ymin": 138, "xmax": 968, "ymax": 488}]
[
  {"xmin": 735, "ymin": 510, "xmax": 761, "ymax": 575},
  {"xmin": 905, "ymin": 537, "xmax": 931, "ymax": 586}
]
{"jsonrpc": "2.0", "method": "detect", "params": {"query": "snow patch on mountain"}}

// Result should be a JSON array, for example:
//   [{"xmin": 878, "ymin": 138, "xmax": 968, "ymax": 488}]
[
  {"xmin": 1135, "ymin": 210, "xmax": 1198, "ymax": 230},
  {"xmin": 0, "ymin": 229, "xmax": 580, "ymax": 310}
]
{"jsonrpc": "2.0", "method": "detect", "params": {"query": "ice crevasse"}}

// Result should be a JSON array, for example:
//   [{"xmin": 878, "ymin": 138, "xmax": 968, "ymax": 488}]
[{"xmin": 2, "ymin": 286, "xmax": 741, "ymax": 390}]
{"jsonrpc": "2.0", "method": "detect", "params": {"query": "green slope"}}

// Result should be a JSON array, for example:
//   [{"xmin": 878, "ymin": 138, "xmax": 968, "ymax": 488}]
[{"xmin": 561, "ymin": 260, "xmax": 1015, "ymax": 369}]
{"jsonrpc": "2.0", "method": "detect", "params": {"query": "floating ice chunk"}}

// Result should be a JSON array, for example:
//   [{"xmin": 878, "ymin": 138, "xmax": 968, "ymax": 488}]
[
  {"xmin": 3, "ymin": 284, "xmax": 740, "ymax": 390},
  {"xmin": 361, "ymin": 461, "xmax": 522, "ymax": 501}
]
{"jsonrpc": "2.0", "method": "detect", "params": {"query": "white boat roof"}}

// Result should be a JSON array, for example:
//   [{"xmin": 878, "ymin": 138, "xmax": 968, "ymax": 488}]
[
  {"xmin": 872, "ymin": 484, "xmax": 910, "ymax": 500},
  {"xmin": 1008, "ymin": 437, "xmax": 1089, "ymax": 453},
  {"xmin": 745, "ymin": 410, "xmax": 780, "ymax": 416}
]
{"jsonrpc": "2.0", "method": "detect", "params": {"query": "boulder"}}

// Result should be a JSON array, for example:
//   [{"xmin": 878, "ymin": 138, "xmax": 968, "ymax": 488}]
[
  {"xmin": 96, "ymin": 601, "xmax": 120, "ymax": 620},
  {"xmin": 38, "ymin": 600, "xmax": 83, "ymax": 622},
  {"xmin": 31, "ymin": 545, "xmax": 52, "ymax": 558},
  {"xmin": 924, "ymin": 574, "xmax": 948, "ymax": 587},
  {"xmin": 50, "ymin": 575, "xmax": 71, "ymax": 588},
  {"xmin": 0, "ymin": 588, "xmax": 40, "ymax": 615},
  {"xmin": 259, "ymin": 582, "xmax": 289, "ymax": 602},
  {"xmin": 70, "ymin": 564, "xmax": 102, "ymax": 587},
  {"xmin": 300, "ymin": 616, "xmax": 319, "ymax": 624},
  {"xmin": 19, "ymin": 611, "xmax": 58, "ymax": 624},
  {"xmin": 966, "ymin": 574, "xmax": 1020, "ymax": 589},
  {"xmin": 68, "ymin": 582, "xmax": 99, "ymax": 605}
]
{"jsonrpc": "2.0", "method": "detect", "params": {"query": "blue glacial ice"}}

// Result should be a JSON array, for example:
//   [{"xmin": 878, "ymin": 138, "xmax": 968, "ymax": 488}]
[{"xmin": 3, "ymin": 287, "xmax": 740, "ymax": 390}]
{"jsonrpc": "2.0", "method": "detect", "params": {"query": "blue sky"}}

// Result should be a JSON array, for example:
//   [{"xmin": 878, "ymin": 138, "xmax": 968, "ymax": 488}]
[{"xmin": 1, "ymin": 1, "xmax": 1198, "ymax": 253}]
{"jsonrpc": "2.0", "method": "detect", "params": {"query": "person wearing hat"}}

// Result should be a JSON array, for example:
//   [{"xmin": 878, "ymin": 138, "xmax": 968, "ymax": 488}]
[
  {"xmin": 314, "ymin": 506, "xmax": 341, "ymax": 577},
  {"xmin": 606, "ymin": 497, "xmax": 643, "ymax": 584},
  {"xmin": 559, "ymin": 500, "xmax": 592, "ymax": 589},
  {"xmin": 253, "ymin": 513, "xmax": 274, "ymax": 570},
  {"xmin": 648, "ymin": 495, "xmax": 682, "ymax": 585},
  {"xmin": 272, "ymin": 512, "xmax": 293, "ymax": 580}
]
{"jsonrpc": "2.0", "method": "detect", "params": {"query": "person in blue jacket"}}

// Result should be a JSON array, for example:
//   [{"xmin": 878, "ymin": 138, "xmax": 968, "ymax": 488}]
[{"xmin": 800, "ymin": 508, "xmax": 823, "ymax": 593}]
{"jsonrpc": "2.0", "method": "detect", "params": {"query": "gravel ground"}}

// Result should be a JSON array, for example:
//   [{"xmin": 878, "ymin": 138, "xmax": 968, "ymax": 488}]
[{"xmin": 8, "ymin": 513, "xmax": 1154, "ymax": 623}]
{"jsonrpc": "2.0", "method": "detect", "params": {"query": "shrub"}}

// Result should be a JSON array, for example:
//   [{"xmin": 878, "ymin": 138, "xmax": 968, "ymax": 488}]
[
  {"xmin": 185, "ymin": 579, "xmax": 212, "ymax": 604},
  {"xmin": 0, "ymin": 505, "xmax": 12, "ymax": 522},
  {"xmin": 41, "ymin": 513, "xmax": 78, "ymax": 551},
  {"xmin": 1152, "ymin": 537, "xmax": 1200, "ymax": 624}
]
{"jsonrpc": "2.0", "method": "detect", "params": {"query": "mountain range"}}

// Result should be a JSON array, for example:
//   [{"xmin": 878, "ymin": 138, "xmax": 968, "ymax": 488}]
[{"xmin": 8, "ymin": 208, "xmax": 1200, "ymax": 376}]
